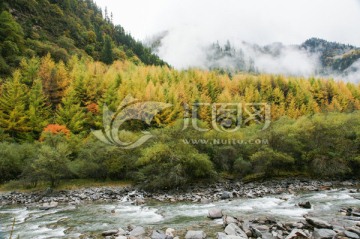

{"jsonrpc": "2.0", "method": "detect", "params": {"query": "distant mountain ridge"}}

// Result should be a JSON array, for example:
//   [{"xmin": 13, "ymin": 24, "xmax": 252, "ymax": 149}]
[
  {"xmin": 301, "ymin": 38, "xmax": 360, "ymax": 72},
  {"xmin": 204, "ymin": 38, "xmax": 360, "ymax": 76},
  {"xmin": 147, "ymin": 34, "xmax": 360, "ymax": 78}
]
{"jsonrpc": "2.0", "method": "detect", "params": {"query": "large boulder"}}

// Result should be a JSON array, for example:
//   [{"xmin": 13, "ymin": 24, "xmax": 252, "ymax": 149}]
[
  {"xmin": 208, "ymin": 208, "xmax": 223, "ymax": 219},
  {"xmin": 129, "ymin": 226, "xmax": 146, "ymax": 237},
  {"xmin": 185, "ymin": 231, "xmax": 206, "ymax": 239},
  {"xmin": 312, "ymin": 229, "xmax": 336, "ymax": 239},
  {"xmin": 305, "ymin": 217, "xmax": 333, "ymax": 229},
  {"xmin": 224, "ymin": 223, "xmax": 248, "ymax": 239}
]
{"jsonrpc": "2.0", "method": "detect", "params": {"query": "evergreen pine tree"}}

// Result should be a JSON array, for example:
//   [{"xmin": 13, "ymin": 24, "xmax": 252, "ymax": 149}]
[
  {"xmin": 0, "ymin": 71, "xmax": 30, "ymax": 137},
  {"xmin": 28, "ymin": 79, "xmax": 51, "ymax": 137},
  {"xmin": 55, "ymin": 87, "xmax": 86, "ymax": 133},
  {"xmin": 101, "ymin": 35, "xmax": 114, "ymax": 64}
]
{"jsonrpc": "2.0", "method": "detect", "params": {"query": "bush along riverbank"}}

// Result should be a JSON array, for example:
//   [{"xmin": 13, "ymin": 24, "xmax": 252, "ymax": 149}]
[{"xmin": 1, "ymin": 179, "xmax": 359, "ymax": 206}]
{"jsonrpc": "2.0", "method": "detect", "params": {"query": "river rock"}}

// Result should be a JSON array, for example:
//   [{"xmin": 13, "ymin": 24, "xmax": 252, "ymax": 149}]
[
  {"xmin": 115, "ymin": 236, "xmax": 127, "ymax": 239},
  {"xmin": 347, "ymin": 227, "xmax": 360, "ymax": 236},
  {"xmin": 241, "ymin": 220, "xmax": 252, "ymax": 237},
  {"xmin": 312, "ymin": 229, "xmax": 336, "ymax": 239},
  {"xmin": 201, "ymin": 198, "xmax": 212, "ymax": 204},
  {"xmin": 208, "ymin": 208, "xmax": 223, "ymax": 219},
  {"xmin": 39, "ymin": 201, "xmax": 58, "ymax": 210},
  {"xmin": 353, "ymin": 212, "xmax": 360, "ymax": 217},
  {"xmin": 224, "ymin": 223, "xmax": 248, "ymax": 239},
  {"xmin": 305, "ymin": 217, "xmax": 333, "ymax": 229},
  {"xmin": 117, "ymin": 228, "xmax": 126, "ymax": 236},
  {"xmin": 221, "ymin": 236, "xmax": 246, "ymax": 239},
  {"xmin": 166, "ymin": 228, "xmax": 175, "ymax": 237},
  {"xmin": 185, "ymin": 230, "xmax": 206, "ymax": 239},
  {"xmin": 285, "ymin": 229, "xmax": 310, "ymax": 239},
  {"xmin": 249, "ymin": 226, "xmax": 262, "ymax": 238},
  {"xmin": 129, "ymin": 226, "xmax": 146, "ymax": 237},
  {"xmin": 134, "ymin": 198, "xmax": 145, "ymax": 205},
  {"xmin": 221, "ymin": 191, "xmax": 232, "ymax": 200},
  {"xmin": 152, "ymin": 230, "xmax": 166, "ymax": 239},
  {"xmin": 217, "ymin": 232, "xmax": 227, "ymax": 239},
  {"xmin": 256, "ymin": 225, "xmax": 269, "ymax": 231},
  {"xmin": 298, "ymin": 201, "xmax": 311, "ymax": 209},
  {"xmin": 344, "ymin": 230, "xmax": 360, "ymax": 239},
  {"xmin": 223, "ymin": 215, "xmax": 238, "ymax": 226},
  {"xmin": 102, "ymin": 230, "xmax": 119, "ymax": 236}
]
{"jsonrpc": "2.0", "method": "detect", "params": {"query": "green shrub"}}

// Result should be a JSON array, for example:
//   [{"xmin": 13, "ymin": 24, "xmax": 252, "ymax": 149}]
[
  {"xmin": 233, "ymin": 157, "xmax": 252, "ymax": 178},
  {"xmin": 0, "ymin": 142, "xmax": 37, "ymax": 183},
  {"xmin": 29, "ymin": 134, "xmax": 72, "ymax": 187},
  {"xmin": 251, "ymin": 148, "xmax": 295, "ymax": 176},
  {"xmin": 135, "ymin": 142, "xmax": 216, "ymax": 190}
]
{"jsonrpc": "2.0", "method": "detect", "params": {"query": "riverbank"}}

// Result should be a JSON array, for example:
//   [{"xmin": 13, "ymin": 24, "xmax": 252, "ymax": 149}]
[{"xmin": 1, "ymin": 179, "xmax": 359, "ymax": 206}]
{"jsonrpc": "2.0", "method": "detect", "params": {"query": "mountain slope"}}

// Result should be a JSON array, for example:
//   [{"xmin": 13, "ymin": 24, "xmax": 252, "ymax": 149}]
[
  {"xmin": 0, "ymin": 0, "xmax": 167, "ymax": 76},
  {"xmin": 301, "ymin": 38, "xmax": 360, "ymax": 72}
]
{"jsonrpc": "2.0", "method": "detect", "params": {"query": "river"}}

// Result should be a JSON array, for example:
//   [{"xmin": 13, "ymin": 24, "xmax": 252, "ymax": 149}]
[{"xmin": 0, "ymin": 189, "xmax": 359, "ymax": 238}]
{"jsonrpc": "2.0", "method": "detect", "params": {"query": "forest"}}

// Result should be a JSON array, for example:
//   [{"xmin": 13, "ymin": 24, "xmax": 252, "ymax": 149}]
[{"xmin": 0, "ymin": 56, "xmax": 360, "ymax": 190}]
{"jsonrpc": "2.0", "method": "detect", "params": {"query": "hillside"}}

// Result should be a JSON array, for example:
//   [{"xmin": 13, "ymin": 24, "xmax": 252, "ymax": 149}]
[
  {"xmin": 0, "ymin": 0, "xmax": 167, "ymax": 76},
  {"xmin": 301, "ymin": 38, "xmax": 360, "ymax": 72}
]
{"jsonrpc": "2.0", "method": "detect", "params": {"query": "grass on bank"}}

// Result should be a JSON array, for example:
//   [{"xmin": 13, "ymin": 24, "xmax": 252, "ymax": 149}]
[
  {"xmin": 0, "ymin": 179, "xmax": 133, "ymax": 192},
  {"xmin": 0, "ymin": 171, "xmax": 310, "ymax": 193}
]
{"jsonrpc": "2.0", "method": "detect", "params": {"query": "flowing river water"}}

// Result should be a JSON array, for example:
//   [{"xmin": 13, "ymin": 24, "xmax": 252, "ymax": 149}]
[{"xmin": 0, "ymin": 189, "xmax": 359, "ymax": 238}]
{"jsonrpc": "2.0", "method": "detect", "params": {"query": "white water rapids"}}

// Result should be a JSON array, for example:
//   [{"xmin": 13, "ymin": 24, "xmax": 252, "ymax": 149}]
[{"xmin": 0, "ymin": 189, "xmax": 359, "ymax": 238}]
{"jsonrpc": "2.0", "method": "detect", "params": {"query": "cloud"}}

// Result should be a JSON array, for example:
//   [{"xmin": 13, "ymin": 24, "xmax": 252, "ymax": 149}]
[
  {"xmin": 343, "ymin": 59, "xmax": 360, "ymax": 82},
  {"xmin": 253, "ymin": 47, "xmax": 320, "ymax": 76},
  {"xmin": 95, "ymin": 0, "xmax": 360, "ymax": 77}
]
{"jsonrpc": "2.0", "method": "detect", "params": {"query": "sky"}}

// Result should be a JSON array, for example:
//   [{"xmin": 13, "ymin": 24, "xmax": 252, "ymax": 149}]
[{"xmin": 94, "ymin": 0, "xmax": 360, "ymax": 76}]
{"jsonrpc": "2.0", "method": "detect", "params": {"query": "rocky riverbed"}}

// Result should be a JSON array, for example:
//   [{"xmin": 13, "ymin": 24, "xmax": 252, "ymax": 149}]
[
  {"xmin": 98, "ymin": 211, "xmax": 360, "ymax": 239},
  {"xmin": 1, "ymin": 179, "xmax": 359, "ymax": 206},
  {"xmin": 0, "ymin": 179, "xmax": 359, "ymax": 239}
]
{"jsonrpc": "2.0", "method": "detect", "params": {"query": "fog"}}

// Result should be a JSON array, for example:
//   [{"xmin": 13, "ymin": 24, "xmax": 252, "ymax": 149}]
[{"xmin": 94, "ymin": 0, "xmax": 360, "ymax": 80}]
